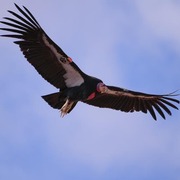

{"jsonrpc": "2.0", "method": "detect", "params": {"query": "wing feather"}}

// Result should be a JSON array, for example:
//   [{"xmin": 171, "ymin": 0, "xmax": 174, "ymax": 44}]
[
  {"xmin": 144, "ymin": 100, "xmax": 157, "ymax": 120},
  {"xmin": 159, "ymin": 99, "xmax": 179, "ymax": 109},
  {"xmin": 151, "ymin": 101, "xmax": 166, "ymax": 119},
  {"xmin": 139, "ymin": 99, "xmax": 147, "ymax": 113},
  {"xmin": 0, "ymin": 4, "xmax": 84, "ymax": 89},
  {"xmin": 83, "ymin": 86, "xmax": 179, "ymax": 120},
  {"xmin": 156, "ymin": 101, "xmax": 171, "ymax": 115}
]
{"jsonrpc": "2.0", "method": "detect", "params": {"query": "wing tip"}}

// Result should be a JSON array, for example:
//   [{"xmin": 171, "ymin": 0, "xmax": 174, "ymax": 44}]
[{"xmin": 14, "ymin": 3, "xmax": 18, "ymax": 8}]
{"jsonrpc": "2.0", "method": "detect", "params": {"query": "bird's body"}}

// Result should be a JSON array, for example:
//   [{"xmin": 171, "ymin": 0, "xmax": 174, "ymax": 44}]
[
  {"xmin": 1, "ymin": 4, "xmax": 179, "ymax": 120},
  {"xmin": 42, "ymin": 75, "xmax": 103, "ymax": 116}
]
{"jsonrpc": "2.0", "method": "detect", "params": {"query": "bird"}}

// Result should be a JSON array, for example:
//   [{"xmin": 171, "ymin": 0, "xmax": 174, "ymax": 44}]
[{"xmin": 0, "ymin": 4, "xmax": 179, "ymax": 120}]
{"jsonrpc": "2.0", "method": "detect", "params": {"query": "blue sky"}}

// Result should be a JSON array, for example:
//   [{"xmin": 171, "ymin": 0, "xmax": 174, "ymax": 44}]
[{"xmin": 0, "ymin": 0, "xmax": 180, "ymax": 180}]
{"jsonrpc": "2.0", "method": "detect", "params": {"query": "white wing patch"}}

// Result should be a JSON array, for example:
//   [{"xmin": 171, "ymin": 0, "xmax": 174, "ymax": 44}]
[{"xmin": 42, "ymin": 34, "xmax": 84, "ymax": 87}]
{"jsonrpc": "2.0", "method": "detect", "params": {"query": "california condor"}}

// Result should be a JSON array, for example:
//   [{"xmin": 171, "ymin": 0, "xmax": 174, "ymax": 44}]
[{"xmin": 0, "ymin": 4, "xmax": 179, "ymax": 120}]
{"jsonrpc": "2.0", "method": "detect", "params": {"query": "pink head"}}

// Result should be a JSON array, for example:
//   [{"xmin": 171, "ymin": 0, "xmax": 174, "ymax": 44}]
[{"xmin": 96, "ymin": 82, "xmax": 108, "ymax": 93}]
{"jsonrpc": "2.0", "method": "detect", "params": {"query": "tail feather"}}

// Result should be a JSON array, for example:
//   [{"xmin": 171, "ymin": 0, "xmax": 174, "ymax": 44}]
[
  {"xmin": 42, "ymin": 92, "xmax": 65, "ymax": 109},
  {"xmin": 42, "ymin": 92, "xmax": 77, "ymax": 113}
]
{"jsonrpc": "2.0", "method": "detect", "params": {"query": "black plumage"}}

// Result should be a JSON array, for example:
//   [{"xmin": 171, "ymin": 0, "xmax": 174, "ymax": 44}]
[{"xmin": 1, "ymin": 4, "xmax": 179, "ymax": 120}]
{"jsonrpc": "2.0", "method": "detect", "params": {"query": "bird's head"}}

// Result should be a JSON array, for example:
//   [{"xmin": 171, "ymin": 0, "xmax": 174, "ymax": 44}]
[{"xmin": 97, "ymin": 82, "xmax": 108, "ymax": 93}]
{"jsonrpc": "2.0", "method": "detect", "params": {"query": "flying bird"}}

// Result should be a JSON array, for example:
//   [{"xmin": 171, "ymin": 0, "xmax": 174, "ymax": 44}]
[{"xmin": 0, "ymin": 4, "xmax": 179, "ymax": 120}]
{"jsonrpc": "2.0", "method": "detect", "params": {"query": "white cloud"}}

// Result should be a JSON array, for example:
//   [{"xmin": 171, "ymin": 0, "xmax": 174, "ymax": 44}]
[{"xmin": 135, "ymin": 0, "xmax": 180, "ymax": 53}]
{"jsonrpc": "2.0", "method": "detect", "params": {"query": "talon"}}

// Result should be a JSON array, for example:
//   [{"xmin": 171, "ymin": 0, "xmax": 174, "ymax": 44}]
[
  {"xmin": 60, "ymin": 110, "xmax": 66, "ymax": 118},
  {"xmin": 60, "ymin": 99, "xmax": 74, "ymax": 118}
]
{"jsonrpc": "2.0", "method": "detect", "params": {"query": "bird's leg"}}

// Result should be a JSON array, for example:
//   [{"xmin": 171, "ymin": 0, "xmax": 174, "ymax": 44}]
[{"xmin": 60, "ymin": 99, "xmax": 74, "ymax": 117}]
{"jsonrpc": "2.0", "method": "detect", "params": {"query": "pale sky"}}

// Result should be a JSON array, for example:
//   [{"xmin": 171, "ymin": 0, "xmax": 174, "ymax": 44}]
[{"xmin": 0, "ymin": 0, "xmax": 180, "ymax": 180}]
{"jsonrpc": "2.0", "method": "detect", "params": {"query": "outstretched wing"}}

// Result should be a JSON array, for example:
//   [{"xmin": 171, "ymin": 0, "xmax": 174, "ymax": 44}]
[
  {"xmin": 0, "ymin": 4, "xmax": 84, "ymax": 89},
  {"xmin": 84, "ymin": 86, "xmax": 179, "ymax": 120}
]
